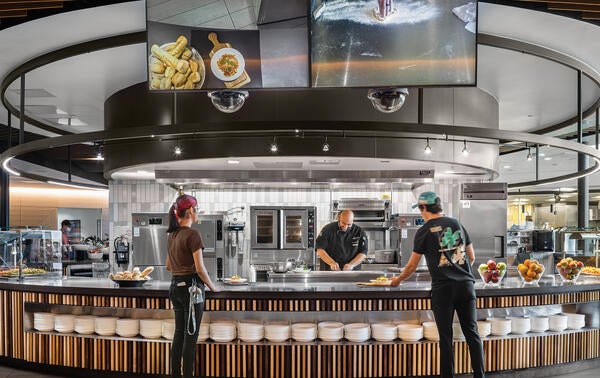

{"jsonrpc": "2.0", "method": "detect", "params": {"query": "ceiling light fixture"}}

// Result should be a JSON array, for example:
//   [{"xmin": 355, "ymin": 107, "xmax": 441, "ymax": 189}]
[
  {"xmin": 527, "ymin": 147, "xmax": 533, "ymax": 161},
  {"xmin": 424, "ymin": 137, "xmax": 432, "ymax": 154},
  {"xmin": 322, "ymin": 137, "xmax": 330, "ymax": 152},
  {"xmin": 227, "ymin": 159, "xmax": 240, "ymax": 165},
  {"xmin": 270, "ymin": 137, "xmax": 278, "ymax": 153},
  {"xmin": 461, "ymin": 140, "xmax": 469, "ymax": 156},
  {"xmin": 1, "ymin": 157, "xmax": 20, "ymax": 176},
  {"xmin": 174, "ymin": 145, "xmax": 182, "ymax": 155}
]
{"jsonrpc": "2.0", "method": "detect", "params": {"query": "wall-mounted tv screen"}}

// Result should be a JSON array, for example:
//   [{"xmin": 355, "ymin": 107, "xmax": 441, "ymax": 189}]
[
  {"xmin": 310, "ymin": 0, "xmax": 477, "ymax": 88},
  {"xmin": 146, "ymin": 0, "xmax": 309, "ymax": 90}
]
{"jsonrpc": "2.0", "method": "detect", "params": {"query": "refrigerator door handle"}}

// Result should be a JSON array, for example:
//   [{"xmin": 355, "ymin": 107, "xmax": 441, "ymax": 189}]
[{"xmin": 494, "ymin": 235, "xmax": 505, "ymax": 258}]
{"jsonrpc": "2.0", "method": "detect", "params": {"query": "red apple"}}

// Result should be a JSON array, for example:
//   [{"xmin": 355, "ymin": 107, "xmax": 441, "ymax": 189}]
[{"xmin": 487, "ymin": 260, "xmax": 497, "ymax": 270}]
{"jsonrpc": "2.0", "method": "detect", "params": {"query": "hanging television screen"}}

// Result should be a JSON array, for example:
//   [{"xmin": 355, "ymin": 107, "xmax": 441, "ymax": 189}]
[
  {"xmin": 310, "ymin": 0, "xmax": 477, "ymax": 88},
  {"xmin": 146, "ymin": 0, "xmax": 309, "ymax": 90}
]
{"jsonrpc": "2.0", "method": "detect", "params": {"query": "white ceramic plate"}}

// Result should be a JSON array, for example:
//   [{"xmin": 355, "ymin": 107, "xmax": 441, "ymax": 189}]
[{"xmin": 211, "ymin": 47, "xmax": 245, "ymax": 82}]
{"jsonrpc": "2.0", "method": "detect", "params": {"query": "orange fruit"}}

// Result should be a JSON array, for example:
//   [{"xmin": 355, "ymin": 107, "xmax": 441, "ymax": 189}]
[
  {"xmin": 527, "ymin": 270, "xmax": 536, "ymax": 278},
  {"xmin": 534, "ymin": 273, "xmax": 541, "ymax": 280},
  {"xmin": 529, "ymin": 263, "xmax": 538, "ymax": 271},
  {"xmin": 524, "ymin": 276, "xmax": 532, "ymax": 282},
  {"xmin": 524, "ymin": 259, "xmax": 531, "ymax": 267},
  {"xmin": 535, "ymin": 265, "xmax": 543, "ymax": 273},
  {"xmin": 519, "ymin": 265, "xmax": 528, "ymax": 275}
]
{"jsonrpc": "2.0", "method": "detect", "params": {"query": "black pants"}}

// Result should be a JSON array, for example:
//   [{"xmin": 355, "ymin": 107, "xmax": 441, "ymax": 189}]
[
  {"xmin": 431, "ymin": 281, "xmax": 485, "ymax": 378},
  {"xmin": 169, "ymin": 274, "xmax": 204, "ymax": 378}
]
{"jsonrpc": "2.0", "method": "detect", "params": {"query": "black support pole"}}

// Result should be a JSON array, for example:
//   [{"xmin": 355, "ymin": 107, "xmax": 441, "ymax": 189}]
[
  {"xmin": 418, "ymin": 88, "xmax": 423, "ymax": 124},
  {"xmin": 577, "ymin": 70, "xmax": 589, "ymax": 232},
  {"xmin": 596, "ymin": 108, "xmax": 599, "ymax": 150},
  {"xmin": 67, "ymin": 145, "xmax": 72, "ymax": 182},
  {"xmin": 1, "ymin": 112, "xmax": 9, "ymax": 229},
  {"xmin": 535, "ymin": 144, "xmax": 539, "ymax": 181},
  {"xmin": 19, "ymin": 74, "xmax": 25, "ymax": 145}
]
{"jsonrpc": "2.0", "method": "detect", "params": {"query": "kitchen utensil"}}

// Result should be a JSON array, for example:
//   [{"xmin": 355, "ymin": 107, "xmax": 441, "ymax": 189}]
[
  {"xmin": 374, "ymin": 249, "xmax": 395, "ymax": 263},
  {"xmin": 272, "ymin": 262, "xmax": 289, "ymax": 273}
]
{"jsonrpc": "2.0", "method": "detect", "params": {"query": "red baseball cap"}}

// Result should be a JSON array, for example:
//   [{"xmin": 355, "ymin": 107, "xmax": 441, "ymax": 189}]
[{"xmin": 174, "ymin": 194, "xmax": 197, "ymax": 212}]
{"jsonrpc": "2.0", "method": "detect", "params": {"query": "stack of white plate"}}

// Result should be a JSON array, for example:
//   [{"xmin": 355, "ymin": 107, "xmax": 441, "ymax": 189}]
[
  {"xmin": 54, "ymin": 314, "xmax": 75, "ymax": 333},
  {"xmin": 139, "ymin": 319, "xmax": 163, "ymax": 339},
  {"xmin": 452, "ymin": 323, "xmax": 465, "ymax": 340},
  {"xmin": 210, "ymin": 322, "xmax": 237, "ymax": 342},
  {"xmin": 291, "ymin": 323, "xmax": 317, "ymax": 342},
  {"xmin": 530, "ymin": 316, "xmax": 549, "ymax": 333},
  {"xmin": 238, "ymin": 322, "xmax": 264, "ymax": 342},
  {"xmin": 318, "ymin": 322, "xmax": 344, "ymax": 342},
  {"xmin": 116, "ymin": 319, "xmax": 139, "ymax": 338},
  {"xmin": 477, "ymin": 321, "xmax": 491, "ymax": 337},
  {"xmin": 549, "ymin": 314, "xmax": 568, "ymax": 332},
  {"xmin": 34, "ymin": 312, "xmax": 55, "ymax": 332},
  {"xmin": 95, "ymin": 317, "xmax": 118, "ymax": 336},
  {"xmin": 397, "ymin": 324, "xmax": 423, "ymax": 342},
  {"xmin": 265, "ymin": 322, "xmax": 290, "ymax": 342},
  {"xmin": 161, "ymin": 319, "xmax": 174, "ymax": 340},
  {"xmin": 564, "ymin": 313, "xmax": 585, "ymax": 330},
  {"xmin": 344, "ymin": 323, "xmax": 370, "ymax": 342},
  {"xmin": 509, "ymin": 317, "xmax": 531, "ymax": 335},
  {"xmin": 371, "ymin": 323, "xmax": 397, "ymax": 342},
  {"xmin": 422, "ymin": 322, "xmax": 439, "ymax": 341},
  {"xmin": 74, "ymin": 316, "xmax": 96, "ymax": 335},
  {"xmin": 197, "ymin": 323, "xmax": 210, "ymax": 342},
  {"xmin": 487, "ymin": 318, "xmax": 511, "ymax": 336}
]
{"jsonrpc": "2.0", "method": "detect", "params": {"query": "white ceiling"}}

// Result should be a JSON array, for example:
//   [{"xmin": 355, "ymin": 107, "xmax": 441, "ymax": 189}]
[{"xmin": 1, "ymin": 1, "xmax": 600, "ymax": 191}]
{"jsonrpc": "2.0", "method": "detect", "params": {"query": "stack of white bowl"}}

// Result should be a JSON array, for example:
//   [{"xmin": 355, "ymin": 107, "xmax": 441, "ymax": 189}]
[
  {"xmin": 95, "ymin": 317, "xmax": 118, "ymax": 336},
  {"xmin": 371, "ymin": 323, "xmax": 397, "ymax": 342},
  {"xmin": 139, "ymin": 319, "xmax": 163, "ymax": 339},
  {"xmin": 549, "ymin": 314, "xmax": 568, "ymax": 332},
  {"xmin": 452, "ymin": 323, "xmax": 465, "ymax": 340},
  {"xmin": 54, "ymin": 314, "xmax": 75, "ymax": 333},
  {"xmin": 477, "ymin": 321, "xmax": 491, "ymax": 337},
  {"xmin": 265, "ymin": 322, "xmax": 290, "ymax": 342},
  {"xmin": 397, "ymin": 324, "xmax": 423, "ymax": 341},
  {"xmin": 487, "ymin": 318, "xmax": 511, "ymax": 336},
  {"xmin": 210, "ymin": 322, "xmax": 237, "ymax": 342},
  {"xmin": 344, "ymin": 323, "xmax": 370, "ymax": 342},
  {"xmin": 74, "ymin": 316, "xmax": 96, "ymax": 335},
  {"xmin": 161, "ymin": 319, "xmax": 174, "ymax": 340},
  {"xmin": 197, "ymin": 323, "xmax": 210, "ymax": 342},
  {"xmin": 291, "ymin": 323, "xmax": 317, "ymax": 342},
  {"xmin": 564, "ymin": 313, "xmax": 585, "ymax": 330},
  {"xmin": 530, "ymin": 316, "xmax": 549, "ymax": 333},
  {"xmin": 238, "ymin": 322, "xmax": 264, "ymax": 342},
  {"xmin": 318, "ymin": 322, "xmax": 344, "ymax": 342},
  {"xmin": 509, "ymin": 317, "xmax": 531, "ymax": 335},
  {"xmin": 116, "ymin": 319, "xmax": 139, "ymax": 338},
  {"xmin": 422, "ymin": 322, "xmax": 439, "ymax": 341},
  {"xmin": 34, "ymin": 312, "xmax": 55, "ymax": 332}
]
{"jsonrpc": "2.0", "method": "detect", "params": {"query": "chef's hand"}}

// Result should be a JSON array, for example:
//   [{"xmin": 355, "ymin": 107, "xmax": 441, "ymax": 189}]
[
  {"xmin": 330, "ymin": 262, "xmax": 341, "ymax": 271},
  {"xmin": 390, "ymin": 276, "xmax": 403, "ymax": 287},
  {"xmin": 342, "ymin": 264, "xmax": 353, "ymax": 271},
  {"xmin": 209, "ymin": 285, "xmax": 221, "ymax": 293}
]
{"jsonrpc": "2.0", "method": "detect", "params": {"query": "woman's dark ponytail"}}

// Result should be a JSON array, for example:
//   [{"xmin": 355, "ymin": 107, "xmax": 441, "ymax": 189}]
[{"xmin": 167, "ymin": 204, "xmax": 180, "ymax": 233}]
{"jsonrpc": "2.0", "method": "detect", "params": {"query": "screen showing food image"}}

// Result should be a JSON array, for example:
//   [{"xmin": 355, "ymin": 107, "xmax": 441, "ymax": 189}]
[
  {"xmin": 310, "ymin": 0, "xmax": 477, "ymax": 87},
  {"xmin": 146, "ymin": 0, "xmax": 308, "ymax": 90}
]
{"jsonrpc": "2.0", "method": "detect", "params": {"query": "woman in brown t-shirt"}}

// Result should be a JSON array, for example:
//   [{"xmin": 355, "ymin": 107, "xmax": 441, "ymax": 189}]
[{"xmin": 166, "ymin": 194, "xmax": 219, "ymax": 378}]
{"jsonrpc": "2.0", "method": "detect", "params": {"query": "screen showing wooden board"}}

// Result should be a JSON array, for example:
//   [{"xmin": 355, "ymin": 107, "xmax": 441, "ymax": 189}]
[{"xmin": 310, "ymin": 0, "xmax": 477, "ymax": 88}]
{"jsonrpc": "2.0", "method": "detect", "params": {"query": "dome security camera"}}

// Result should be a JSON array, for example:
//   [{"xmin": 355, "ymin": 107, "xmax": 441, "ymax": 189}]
[
  {"xmin": 207, "ymin": 91, "xmax": 249, "ymax": 113},
  {"xmin": 367, "ymin": 88, "xmax": 409, "ymax": 113}
]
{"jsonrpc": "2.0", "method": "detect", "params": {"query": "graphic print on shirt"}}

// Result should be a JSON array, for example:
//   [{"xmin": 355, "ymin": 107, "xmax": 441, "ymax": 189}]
[{"xmin": 433, "ymin": 226, "xmax": 465, "ymax": 267}]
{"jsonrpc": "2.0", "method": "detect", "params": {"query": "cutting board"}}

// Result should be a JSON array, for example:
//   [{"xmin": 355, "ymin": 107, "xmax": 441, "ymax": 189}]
[
  {"xmin": 356, "ymin": 281, "xmax": 392, "ymax": 286},
  {"xmin": 208, "ymin": 32, "xmax": 251, "ymax": 88}
]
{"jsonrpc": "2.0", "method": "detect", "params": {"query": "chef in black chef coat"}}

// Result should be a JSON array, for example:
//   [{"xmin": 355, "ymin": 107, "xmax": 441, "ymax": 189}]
[{"xmin": 316, "ymin": 210, "xmax": 368, "ymax": 271}]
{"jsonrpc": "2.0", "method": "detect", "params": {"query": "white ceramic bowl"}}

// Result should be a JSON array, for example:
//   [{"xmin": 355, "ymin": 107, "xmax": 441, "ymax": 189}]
[
  {"xmin": 564, "ymin": 313, "xmax": 585, "ymax": 330},
  {"xmin": 160, "ymin": 319, "xmax": 174, "ymax": 340},
  {"xmin": 74, "ymin": 316, "xmax": 96, "ymax": 335},
  {"xmin": 509, "ymin": 317, "xmax": 531, "ymax": 335},
  {"xmin": 397, "ymin": 324, "xmax": 423, "ymax": 342},
  {"xmin": 196, "ymin": 323, "xmax": 210, "ymax": 342},
  {"xmin": 549, "ymin": 314, "xmax": 568, "ymax": 332},
  {"xmin": 139, "ymin": 319, "xmax": 163, "ymax": 339},
  {"xmin": 33, "ymin": 312, "xmax": 55, "ymax": 332},
  {"xmin": 95, "ymin": 317, "xmax": 118, "ymax": 336},
  {"xmin": 371, "ymin": 323, "xmax": 397, "ymax": 342},
  {"xmin": 265, "ymin": 322, "xmax": 290, "ymax": 342},
  {"xmin": 116, "ymin": 318, "xmax": 140, "ymax": 338},
  {"xmin": 292, "ymin": 323, "xmax": 317, "ymax": 342},
  {"xmin": 487, "ymin": 318, "xmax": 512, "ymax": 336},
  {"xmin": 53, "ymin": 314, "xmax": 75, "ymax": 333},
  {"xmin": 344, "ymin": 323, "xmax": 370, "ymax": 342},
  {"xmin": 530, "ymin": 316, "xmax": 549, "ymax": 333},
  {"xmin": 210, "ymin": 322, "xmax": 237, "ymax": 342},
  {"xmin": 318, "ymin": 322, "xmax": 344, "ymax": 341},
  {"xmin": 238, "ymin": 322, "xmax": 264, "ymax": 342},
  {"xmin": 422, "ymin": 321, "xmax": 439, "ymax": 341},
  {"xmin": 477, "ymin": 321, "xmax": 491, "ymax": 337}
]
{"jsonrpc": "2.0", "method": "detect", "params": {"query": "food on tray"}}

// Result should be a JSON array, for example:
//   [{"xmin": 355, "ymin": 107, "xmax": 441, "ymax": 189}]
[
  {"xmin": 582, "ymin": 266, "xmax": 600, "ymax": 275},
  {"xmin": 109, "ymin": 266, "xmax": 153, "ymax": 281},
  {"xmin": 0, "ymin": 268, "xmax": 46, "ymax": 277},
  {"xmin": 556, "ymin": 257, "xmax": 584, "ymax": 281},
  {"xmin": 149, "ymin": 35, "xmax": 204, "ymax": 90},
  {"xmin": 216, "ymin": 53, "xmax": 239, "ymax": 77},
  {"xmin": 477, "ymin": 260, "xmax": 506, "ymax": 284},
  {"xmin": 517, "ymin": 259, "xmax": 544, "ymax": 283},
  {"xmin": 375, "ymin": 276, "xmax": 390, "ymax": 282}
]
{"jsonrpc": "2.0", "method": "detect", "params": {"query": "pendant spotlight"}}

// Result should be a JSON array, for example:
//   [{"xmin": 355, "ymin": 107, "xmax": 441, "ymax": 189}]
[
  {"xmin": 174, "ymin": 145, "xmax": 182, "ymax": 155},
  {"xmin": 322, "ymin": 136, "xmax": 330, "ymax": 152},
  {"xmin": 461, "ymin": 139, "xmax": 469, "ymax": 156},
  {"xmin": 527, "ymin": 147, "xmax": 533, "ymax": 161},
  {"xmin": 424, "ymin": 137, "xmax": 432, "ymax": 154},
  {"xmin": 95, "ymin": 143, "xmax": 104, "ymax": 161},
  {"xmin": 270, "ymin": 137, "xmax": 278, "ymax": 153}
]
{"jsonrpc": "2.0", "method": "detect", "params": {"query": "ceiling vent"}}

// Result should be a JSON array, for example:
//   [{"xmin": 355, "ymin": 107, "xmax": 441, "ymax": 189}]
[{"xmin": 253, "ymin": 162, "xmax": 303, "ymax": 169}]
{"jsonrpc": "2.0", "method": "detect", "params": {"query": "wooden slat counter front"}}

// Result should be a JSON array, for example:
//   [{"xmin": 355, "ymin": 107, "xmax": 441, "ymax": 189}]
[{"xmin": 0, "ymin": 276, "xmax": 599, "ymax": 377}]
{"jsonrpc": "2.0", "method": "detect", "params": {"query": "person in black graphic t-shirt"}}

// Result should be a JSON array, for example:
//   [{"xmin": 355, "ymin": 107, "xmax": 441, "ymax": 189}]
[
  {"xmin": 390, "ymin": 192, "xmax": 485, "ymax": 378},
  {"xmin": 316, "ymin": 210, "xmax": 368, "ymax": 271}
]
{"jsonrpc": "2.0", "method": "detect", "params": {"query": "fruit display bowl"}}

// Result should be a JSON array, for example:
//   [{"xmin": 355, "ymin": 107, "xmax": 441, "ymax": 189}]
[
  {"xmin": 477, "ymin": 260, "xmax": 507, "ymax": 286},
  {"xmin": 556, "ymin": 257, "xmax": 583, "ymax": 283},
  {"xmin": 517, "ymin": 259, "xmax": 545, "ymax": 284}
]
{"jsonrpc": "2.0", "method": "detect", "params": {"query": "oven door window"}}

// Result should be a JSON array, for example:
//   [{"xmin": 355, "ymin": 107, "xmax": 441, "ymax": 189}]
[
  {"xmin": 257, "ymin": 215, "xmax": 275, "ymax": 244},
  {"xmin": 285, "ymin": 215, "xmax": 303, "ymax": 244},
  {"xmin": 282, "ymin": 210, "xmax": 307, "ymax": 249}
]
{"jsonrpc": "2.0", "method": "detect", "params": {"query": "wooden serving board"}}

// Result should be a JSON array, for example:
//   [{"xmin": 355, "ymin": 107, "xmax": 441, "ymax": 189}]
[
  {"xmin": 208, "ymin": 32, "xmax": 251, "ymax": 88},
  {"xmin": 356, "ymin": 281, "xmax": 392, "ymax": 286}
]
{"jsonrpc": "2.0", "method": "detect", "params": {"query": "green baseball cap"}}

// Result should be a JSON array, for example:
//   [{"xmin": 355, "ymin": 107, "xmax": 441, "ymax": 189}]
[{"xmin": 412, "ymin": 191, "xmax": 440, "ymax": 209}]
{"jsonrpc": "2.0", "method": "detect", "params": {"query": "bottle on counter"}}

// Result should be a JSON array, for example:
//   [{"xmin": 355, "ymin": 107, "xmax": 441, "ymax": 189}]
[{"xmin": 248, "ymin": 265, "xmax": 256, "ymax": 283}]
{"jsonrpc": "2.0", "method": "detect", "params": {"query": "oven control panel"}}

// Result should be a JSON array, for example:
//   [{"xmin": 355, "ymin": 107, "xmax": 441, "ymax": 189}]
[{"xmin": 307, "ymin": 210, "xmax": 315, "ymax": 248}]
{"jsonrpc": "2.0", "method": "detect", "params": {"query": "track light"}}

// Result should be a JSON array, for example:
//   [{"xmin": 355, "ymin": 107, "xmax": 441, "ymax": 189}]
[
  {"xmin": 96, "ymin": 151, "xmax": 104, "ymax": 160},
  {"xmin": 461, "ymin": 139, "xmax": 468, "ymax": 156},
  {"xmin": 270, "ymin": 137, "xmax": 278, "ymax": 153},
  {"xmin": 174, "ymin": 146, "xmax": 182, "ymax": 155},
  {"xmin": 424, "ymin": 138, "xmax": 432, "ymax": 154},
  {"xmin": 527, "ymin": 147, "xmax": 533, "ymax": 161},
  {"xmin": 322, "ymin": 137, "xmax": 330, "ymax": 152}
]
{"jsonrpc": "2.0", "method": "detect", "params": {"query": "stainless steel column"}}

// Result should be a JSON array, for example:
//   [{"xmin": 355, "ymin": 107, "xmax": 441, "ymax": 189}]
[{"xmin": 577, "ymin": 70, "xmax": 589, "ymax": 233}]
